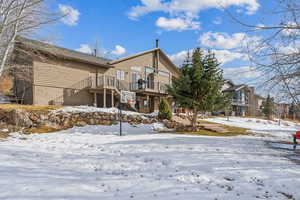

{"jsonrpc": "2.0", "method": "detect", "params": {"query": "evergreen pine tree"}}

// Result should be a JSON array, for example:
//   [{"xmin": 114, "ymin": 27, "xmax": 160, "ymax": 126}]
[
  {"xmin": 262, "ymin": 95, "xmax": 274, "ymax": 119},
  {"xmin": 158, "ymin": 98, "xmax": 172, "ymax": 120},
  {"xmin": 167, "ymin": 48, "xmax": 229, "ymax": 127}
]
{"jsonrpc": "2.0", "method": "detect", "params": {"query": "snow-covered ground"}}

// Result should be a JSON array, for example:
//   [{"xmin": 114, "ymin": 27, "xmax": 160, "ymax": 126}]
[
  {"xmin": 203, "ymin": 117, "xmax": 300, "ymax": 139},
  {"xmin": 1, "ymin": 121, "xmax": 300, "ymax": 200}
]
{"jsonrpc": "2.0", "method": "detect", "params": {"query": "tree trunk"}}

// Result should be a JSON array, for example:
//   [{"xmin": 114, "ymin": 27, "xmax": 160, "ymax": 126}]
[
  {"xmin": 191, "ymin": 110, "xmax": 198, "ymax": 128},
  {"xmin": 0, "ymin": 0, "xmax": 27, "ymax": 77},
  {"xmin": 225, "ymin": 109, "xmax": 230, "ymax": 121}
]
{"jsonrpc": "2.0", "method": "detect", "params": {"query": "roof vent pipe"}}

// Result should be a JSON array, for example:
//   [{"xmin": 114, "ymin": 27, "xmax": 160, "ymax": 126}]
[{"xmin": 156, "ymin": 39, "xmax": 159, "ymax": 48}]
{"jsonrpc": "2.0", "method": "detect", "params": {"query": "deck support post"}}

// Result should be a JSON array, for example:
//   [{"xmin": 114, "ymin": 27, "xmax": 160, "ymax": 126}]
[
  {"xmin": 93, "ymin": 92, "xmax": 97, "ymax": 107},
  {"xmin": 111, "ymin": 90, "xmax": 114, "ymax": 108},
  {"xmin": 147, "ymin": 95, "xmax": 149, "ymax": 112},
  {"xmin": 103, "ymin": 89, "xmax": 107, "ymax": 108}
]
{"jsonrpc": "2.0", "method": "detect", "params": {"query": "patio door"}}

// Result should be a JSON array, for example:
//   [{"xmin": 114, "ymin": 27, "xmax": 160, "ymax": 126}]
[{"xmin": 132, "ymin": 73, "xmax": 141, "ymax": 90}]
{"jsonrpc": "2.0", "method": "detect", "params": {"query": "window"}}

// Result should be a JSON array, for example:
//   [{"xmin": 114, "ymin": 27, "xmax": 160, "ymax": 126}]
[
  {"xmin": 145, "ymin": 67, "xmax": 154, "ymax": 73},
  {"xmin": 132, "ymin": 72, "xmax": 141, "ymax": 83},
  {"xmin": 116, "ymin": 70, "xmax": 125, "ymax": 80},
  {"xmin": 131, "ymin": 66, "xmax": 142, "ymax": 72},
  {"xmin": 158, "ymin": 70, "xmax": 170, "ymax": 77},
  {"xmin": 131, "ymin": 72, "xmax": 141, "ymax": 90}
]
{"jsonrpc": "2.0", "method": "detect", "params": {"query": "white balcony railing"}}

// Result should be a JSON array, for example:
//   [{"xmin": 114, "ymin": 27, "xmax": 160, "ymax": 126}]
[
  {"xmin": 130, "ymin": 81, "xmax": 168, "ymax": 94},
  {"xmin": 232, "ymin": 99, "xmax": 249, "ymax": 106},
  {"xmin": 90, "ymin": 75, "xmax": 130, "ymax": 90},
  {"xmin": 89, "ymin": 76, "xmax": 169, "ymax": 94}
]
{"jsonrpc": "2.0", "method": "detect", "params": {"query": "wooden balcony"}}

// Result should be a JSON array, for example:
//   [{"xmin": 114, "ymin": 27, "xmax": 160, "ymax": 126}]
[
  {"xmin": 89, "ymin": 75, "xmax": 130, "ymax": 91},
  {"xmin": 88, "ymin": 75, "xmax": 169, "ymax": 95},
  {"xmin": 231, "ymin": 99, "xmax": 250, "ymax": 107},
  {"xmin": 130, "ymin": 81, "xmax": 169, "ymax": 95}
]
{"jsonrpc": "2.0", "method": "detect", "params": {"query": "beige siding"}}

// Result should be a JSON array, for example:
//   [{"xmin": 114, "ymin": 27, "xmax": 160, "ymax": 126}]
[
  {"xmin": 158, "ymin": 55, "xmax": 179, "ymax": 79},
  {"xmin": 106, "ymin": 52, "xmax": 154, "ymax": 81},
  {"xmin": 34, "ymin": 85, "xmax": 62, "ymax": 105},
  {"xmin": 108, "ymin": 51, "xmax": 175, "ymax": 84},
  {"xmin": 33, "ymin": 58, "xmax": 107, "ymax": 105},
  {"xmin": 33, "ymin": 60, "xmax": 95, "ymax": 88},
  {"xmin": 34, "ymin": 85, "xmax": 93, "ymax": 106}
]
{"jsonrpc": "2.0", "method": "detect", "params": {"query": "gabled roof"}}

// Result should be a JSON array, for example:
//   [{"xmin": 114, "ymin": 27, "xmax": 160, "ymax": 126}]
[
  {"xmin": 224, "ymin": 79, "xmax": 235, "ymax": 86},
  {"xmin": 223, "ymin": 84, "xmax": 247, "ymax": 92},
  {"xmin": 254, "ymin": 94, "xmax": 265, "ymax": 100},
  {"xmin": 109, "ymin": 48, "xmax": 180, "ymax": 75},
  {"xmin": 15, "ymin": 37, "xmax": 113, "ymax": 68}
]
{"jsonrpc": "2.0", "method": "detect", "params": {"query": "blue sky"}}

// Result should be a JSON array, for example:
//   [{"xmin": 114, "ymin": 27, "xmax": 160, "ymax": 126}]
[{"xmin": 45, "ymin": 0, "xmax": 276, "ymax": 86}]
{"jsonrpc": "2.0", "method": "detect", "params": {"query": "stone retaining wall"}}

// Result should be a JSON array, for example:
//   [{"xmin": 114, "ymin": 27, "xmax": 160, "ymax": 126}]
[
  {"xmin": 0, "ymin": 109, "xmax": 158, "ymax": 133},
  {"xmin": 0, "ymin": 108, "xmax": 203, "ymax": 134}
]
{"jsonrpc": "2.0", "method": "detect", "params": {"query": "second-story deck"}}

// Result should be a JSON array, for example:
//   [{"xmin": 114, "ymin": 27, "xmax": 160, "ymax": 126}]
[
  {"xmin": 231, "ymin": 99, "xmax": 250, "ymax": 107},
  {"xmin": 88, "ymin": 75, "xmax": 169, "ymax": 95}
]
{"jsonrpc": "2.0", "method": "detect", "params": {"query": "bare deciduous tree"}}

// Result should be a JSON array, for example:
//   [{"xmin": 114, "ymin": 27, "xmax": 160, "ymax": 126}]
[
  {"xmin": 0, "ymin": 0, "xmax": 59, "ymax": 77},
  {"xmin": 227, "ymin": 0, "xmax": 300, "ymax": 109}
]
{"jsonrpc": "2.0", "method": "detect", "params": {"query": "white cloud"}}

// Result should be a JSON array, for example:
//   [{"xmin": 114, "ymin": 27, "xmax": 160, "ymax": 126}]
[
  {"xmin": 223, "ymin": 66, "xmax": 262, "ymax": 80},
  {"xmin": 128, "ymin": 0, "xmax": 166, "ymax": 20},
  {"xmin": 168, "ymin": 50, "xmax": 190, "ymax": 66},
  {"xmin": 156, "ymin": 17, "xmax": 200, "ymax": 31},
  {"xmin": 59, "ymin": 4, "xmax": 80, "ymax": 26},
  {"xmin": 199, "ymin": 32, "xmax": 260, "ymax": 49},
  {"xmin": 168, "ymin": 49, "xmax": 247, "ymax": 66},
  {"xmin": 111, "ymin": 45, "xmax": 126, "ymax": 56},
  {"xmin": 76, "ymin": 44, "xmax": 93, "ymax": 54},
  {"xmin": 128, "ymin": 0, "xmax": 260, "ymax": 19},
  {"xmin": 212, "ymin": 49, "xmax": 248, "ymax": 64}
]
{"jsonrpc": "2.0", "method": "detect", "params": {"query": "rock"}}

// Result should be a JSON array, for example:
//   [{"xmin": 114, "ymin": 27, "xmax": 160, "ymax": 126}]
[
  {"xmin": 88, "ymin": 118, "xmax": 96, "ymax": 125},
  {"xmin": 7, "ymin": 109, "xmax": 33, "ymax": 127},
  {"xmin": 100, "ymin": 120, "xmax": 114, "ymax": 125},
  {"xmin": 43, "ymin": 120, "xmax": 62, "ymax": 130},
  {"xmin": 29, "ymin": 113, "xmax": 39, "ymax": 122},
  {"xmin": 77, "ymin": 121, "xmax": 87, "ymax": 127}
]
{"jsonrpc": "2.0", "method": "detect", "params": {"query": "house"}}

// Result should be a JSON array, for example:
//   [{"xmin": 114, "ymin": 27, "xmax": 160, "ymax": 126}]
[
  {"xmin": 10, "ymin": 37, "xmax": 180, "ymax": 113},
  {"xmin": 274, "ymin": 102, "xmax": 290, "ymax": 119},
  {"xmin": 253, "ymin": 94, "xmax": 265, "ymax": 116},
  {"xmin": 222, "ymin": 80, "xmax": 256, "ymax": 116}
]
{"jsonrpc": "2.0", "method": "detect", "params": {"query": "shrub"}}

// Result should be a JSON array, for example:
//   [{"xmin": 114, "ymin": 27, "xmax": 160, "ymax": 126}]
[{"xmin": 158, "ymin": 98, "xmax": 172, "ymax": 120}]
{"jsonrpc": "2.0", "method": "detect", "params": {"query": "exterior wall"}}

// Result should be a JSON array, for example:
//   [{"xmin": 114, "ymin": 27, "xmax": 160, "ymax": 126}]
[
  {"xmin": 34, "ymin": 85, "xmax": 94, "ymax": 106},
  {"xmin": 104, "ymin": 50, "xmax": 179, "ymax": 113},
  {"xmin": 158, "ymin": 55, "xmax": 179, "ymax": 80},
  {"xmin": 11, "ymin": 50, "xmax": 34, "ymax": 104},
  {"xmin": 32, "ymin": 57, "xmax": 107, "ymax": 106},
  {"xmin": 107, "ymin": 50, "xmax": 177, "ymax": 87},
  {"xmin": 247, "ymin": 87, "xmax": 256, "ymax": 116},
  {"xmin": 106, "ymin": 53, "xmax": 154, "ymax": 81},
  {"xmin": 275, "ymin": 103, "xmax": 290, "ymax": 118},
  {"xmin": 253, "ymin": 96, "xmax": 264, "ymax": 116},
  {"xmin": 224, "ymin": 86, "xmax": 257, "ymax": 117},
  {"xmin": 135, "ymin": 95, "xmax": 160, "ymax": 113}
]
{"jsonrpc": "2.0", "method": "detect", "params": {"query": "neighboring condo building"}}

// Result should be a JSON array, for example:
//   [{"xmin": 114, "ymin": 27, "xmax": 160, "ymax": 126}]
[{"xmin": 221, "ymin": 80, "xmax": 268, "ymax": 117}]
